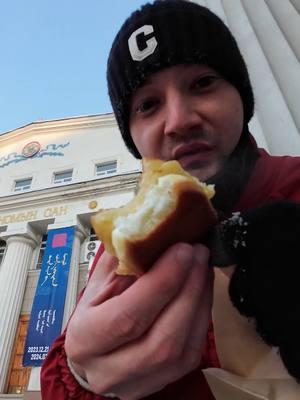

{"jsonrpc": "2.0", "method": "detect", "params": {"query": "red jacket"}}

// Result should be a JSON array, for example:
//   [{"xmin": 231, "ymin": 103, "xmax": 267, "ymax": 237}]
[{"xmin": 41, "ymin": 148, "xmax": 300, "ymax": 399}]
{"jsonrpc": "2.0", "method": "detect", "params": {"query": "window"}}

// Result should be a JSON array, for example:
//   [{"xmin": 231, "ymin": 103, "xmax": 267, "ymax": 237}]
[
  {"xmin": 96, "ymin": 161, "xmax": 117, "ymax": 177},
  {"xmin": 53, "ymin": 170, "xmax": 73, "ymax": 184},
  {"xmin": 14, "ymin": 178, "xmax": 32, "ymax": 192},
  {"xmin": 36, "ymin": 234, "xmax": 47, "ymax": 269},
  {"xmin": 0, "ymin": 240, "xmax": 6, "ymax": 266}
]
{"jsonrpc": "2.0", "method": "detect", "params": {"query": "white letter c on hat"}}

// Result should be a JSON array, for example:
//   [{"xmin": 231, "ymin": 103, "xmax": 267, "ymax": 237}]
[{"xmin": 128, "ymin": 25, "xmax": 158, "ymax": 61}]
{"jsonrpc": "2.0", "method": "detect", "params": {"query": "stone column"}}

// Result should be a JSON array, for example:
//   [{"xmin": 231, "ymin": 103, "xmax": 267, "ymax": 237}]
[
  {"xmin": 62, "ymin": 226, "xmax": 86, "ymax": 328},
  {"xmin": 0, "ymin": 234, "xmax": 37, "ymax": 392}
]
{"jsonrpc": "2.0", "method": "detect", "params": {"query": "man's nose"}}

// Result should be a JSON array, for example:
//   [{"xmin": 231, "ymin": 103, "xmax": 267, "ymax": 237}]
[{"xmin": 163, "ymin": 93, "xmax": 203, "ymax": 136}]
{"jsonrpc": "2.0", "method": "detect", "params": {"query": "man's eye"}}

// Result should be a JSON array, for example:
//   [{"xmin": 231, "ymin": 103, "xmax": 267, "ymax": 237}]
[
  {"xmin": 136, "ymin": 98, "xmax": 158, "ymax": 114},
  {"xmin": 192, "ymin": 75, "xmax": 219, "ymax": 90}
]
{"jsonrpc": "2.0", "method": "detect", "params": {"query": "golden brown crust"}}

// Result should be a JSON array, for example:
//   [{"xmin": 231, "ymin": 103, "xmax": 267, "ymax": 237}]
[
  {"xmin": 91, "ymin": 159, "xmax": 217, "ymax": 276},
  {"xmin": 117, "ymin": 184, "xmax": 217, "ymax": 276}
]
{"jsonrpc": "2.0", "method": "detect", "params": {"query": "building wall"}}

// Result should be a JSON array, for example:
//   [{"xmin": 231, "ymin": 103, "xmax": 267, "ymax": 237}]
[
  {"xmin": 194, "ymin": 0, "xmax": 300, "ymax": 155},
  {"xmin": 0, "ymin": 114, "xmax": 139, "ymax": 197},
  {"xmin": 0, "ymin": 114, "xmax": 141, "ymax": 397}
]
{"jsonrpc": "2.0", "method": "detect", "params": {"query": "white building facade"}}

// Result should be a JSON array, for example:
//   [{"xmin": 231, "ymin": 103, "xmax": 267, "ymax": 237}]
[{"xmin": 0, "ymin": 114, "xmax": 141, "ymax": 399}]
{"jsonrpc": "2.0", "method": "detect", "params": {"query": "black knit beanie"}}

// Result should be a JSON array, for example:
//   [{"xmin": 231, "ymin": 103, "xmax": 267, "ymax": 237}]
[{"xmin": 107, "ymin": 0, "xmax": 255, "ymax": 159}]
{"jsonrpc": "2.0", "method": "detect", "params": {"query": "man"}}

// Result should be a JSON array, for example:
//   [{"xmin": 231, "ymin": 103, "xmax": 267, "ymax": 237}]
[{"xmin": 41, "ymin": 1, "xmax": 300, "ymax": 399}]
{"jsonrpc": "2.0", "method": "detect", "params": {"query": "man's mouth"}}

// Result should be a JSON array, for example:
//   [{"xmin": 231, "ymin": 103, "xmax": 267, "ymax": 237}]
[{"xmin": 172, "ymin": 142, "xmax": 214, "ymax": 169}]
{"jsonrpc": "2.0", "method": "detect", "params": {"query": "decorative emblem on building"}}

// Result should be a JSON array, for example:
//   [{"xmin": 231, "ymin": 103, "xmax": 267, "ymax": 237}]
[
  {"xmin": 0, "ymin": 142, "xmax": 70, "ymax": 168},
  {"xmin": 22, "ymin": 141, "xmax": 41, "ymax": 158},
  {"xmin": 88, "ymin": 200, "xmax": 98, "ymax": 210}
]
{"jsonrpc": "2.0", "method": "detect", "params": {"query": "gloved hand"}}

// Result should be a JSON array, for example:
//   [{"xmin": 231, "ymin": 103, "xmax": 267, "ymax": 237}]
[{"xmin": 210, "ymin": 201, "xmax": 300, "ymax": 382}]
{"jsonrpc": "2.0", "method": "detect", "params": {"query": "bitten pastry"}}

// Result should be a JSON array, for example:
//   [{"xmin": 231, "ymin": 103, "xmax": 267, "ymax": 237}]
[{"xmin": 91, "ymin": 158, "xmax": 217, "ymax": 276}]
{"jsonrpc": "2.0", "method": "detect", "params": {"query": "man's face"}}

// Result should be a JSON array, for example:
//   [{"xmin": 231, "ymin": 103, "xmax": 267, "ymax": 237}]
[{"xmin": 129, "ymin": 64, "xmax": 244, "ymax": 181}]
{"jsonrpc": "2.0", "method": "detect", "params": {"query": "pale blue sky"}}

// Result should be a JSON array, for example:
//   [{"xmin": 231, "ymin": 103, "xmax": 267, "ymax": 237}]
[{"xmin": 0, "ymin": 0, "xmax": 147, "ymax": 134}]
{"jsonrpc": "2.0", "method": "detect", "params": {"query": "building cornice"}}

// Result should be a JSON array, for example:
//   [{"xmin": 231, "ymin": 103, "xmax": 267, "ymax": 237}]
[
  {"xmin": 0, "ymin": 113, "xmax": 117, "ymax": 144},
  {"xmin": 0, "ymin": 172, "xmax": 140, "ymax": 212}
]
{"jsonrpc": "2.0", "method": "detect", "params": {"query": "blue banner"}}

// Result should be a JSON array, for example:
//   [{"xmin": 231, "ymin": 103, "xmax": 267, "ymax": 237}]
[{"xmin": 23, "ymin": 226, "xmax": 75, "ymax": 366}]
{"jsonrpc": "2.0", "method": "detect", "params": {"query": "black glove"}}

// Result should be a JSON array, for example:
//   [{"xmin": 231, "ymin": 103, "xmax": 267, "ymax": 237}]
[{"xmin": 209, "ymin": 200, "xmax": 300, "ymax": 382}]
